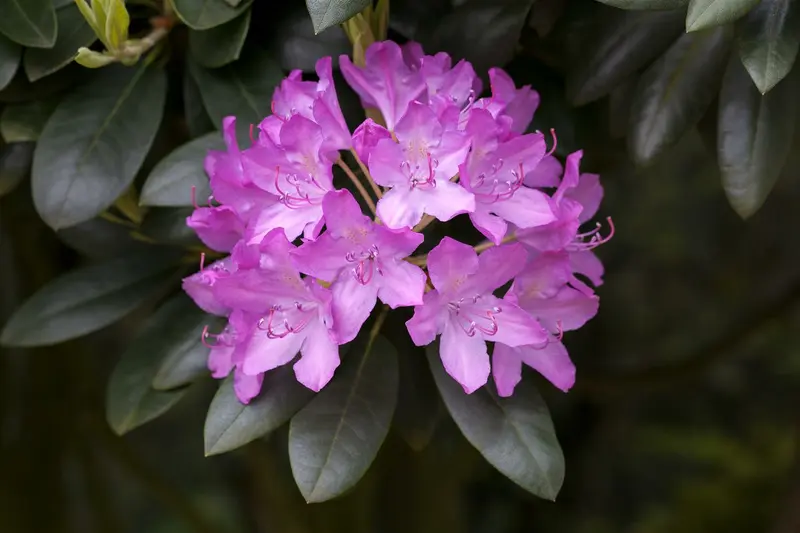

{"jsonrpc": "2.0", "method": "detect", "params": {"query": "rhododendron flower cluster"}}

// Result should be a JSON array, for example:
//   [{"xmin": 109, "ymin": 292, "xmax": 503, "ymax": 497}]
[{"xmin": 182, "ymin": 41, "xmax": 613, "ymax": 404}]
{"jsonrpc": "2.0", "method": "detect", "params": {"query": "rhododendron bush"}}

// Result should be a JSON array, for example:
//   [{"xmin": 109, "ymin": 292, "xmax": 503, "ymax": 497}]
[{"xmin": 2, "ymin": 0, "xmax": 798, "ymax": 529}]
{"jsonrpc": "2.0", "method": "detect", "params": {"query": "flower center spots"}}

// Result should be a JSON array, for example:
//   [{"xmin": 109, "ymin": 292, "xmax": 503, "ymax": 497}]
[
  {"xmin": 273, "ymin": 166, "xmax": 327, "ymax": 209},
  {"xmin": 472, "ymin": 160, "xmax": 524, "ymax": 203},
  {"xmin": 258, "ymin": 302, "xmax": 316, "ymax": 339},
  {"xmin": 346, "ymin": 244, "xmax": 382, "ymax": 285},
  {"xmin": 447, "ymin": 295, "xmax": 502, "ymax": 337},
  {"xmin": 400, "ymin": 152, "xmax": 438, "ymax": 190}
]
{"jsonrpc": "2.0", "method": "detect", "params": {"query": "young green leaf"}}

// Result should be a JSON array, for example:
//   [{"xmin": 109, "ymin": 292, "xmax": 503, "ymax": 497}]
[
  {"xmin": 427, "ymin": 344, "xmax": 565, "ymax": 501},
  {"xmin": 0, "ymin": 100, "xmax": 57, "ymax": 143},
  {"xmin": 0, "ymin": 34, "xmax": 21, "ymax": 92},
  {"xmin": 204, "ymin": 366, "xmax": 316, "ymax": 456},
  {"xmin": 306, "ymin": 0, "xmax": 371, "ymax": 35},
  {"xmin": 170, "ymin": 0, "xmax": 253, "ymax": 30},
  {"xmin": 188, "ymin": 8, "xmax": 251, "ymax": 68},
  {"xmin": 150, "ymin": 295, "xmax": 221, "ymax": 390},
  {"xmin": 189, "ymin": 49, "xmax": 283, "ymax": 146},
  {"xmin": 0, "ymin": 252, "xmax": 178, "ymax": 347},
  {"xmin": 737, "ymin": 0, "xmax": 800, "ymax": 94},
  {"xmin": 140, "ymin": 133, "xmax": 223, "ymax": 207},
  {"xmin": 106, "ymin": 295, "xmax": 196, "ymax": 435},
  {"xmin": 289, "ymin": 335, "xmax": 399, "ymax": 503},
  {"xmin": 32, "ymin": 64, "xmax": 166, "ymax": 230},
  {"xmin": 0, "ymin": 0, "xmax": 57, "ymax": 49},
  {"xmin": 686, "ymin": 0, "xmax": 760, "ymax": 32},
  {"xmin": 0, "ymin": 142, "xmax": 33, "ymax": 198},
  {"xmin": 718, "ymin": 57, "xmax": 798, "ymax": 218},
  {"xmin": 628, "ymin": 26, "xmax": 732, "ymax": 166},
  {"xmin": 24, "ymin": 5, "xmax": 97, "ymax": 82},
  {"xmin": 595, "ymin": 0, "xmax": 688, "ymax": 8},
  {"xmin": 566, "ymin": 9, "xmax": 684, "ymax": 106}
]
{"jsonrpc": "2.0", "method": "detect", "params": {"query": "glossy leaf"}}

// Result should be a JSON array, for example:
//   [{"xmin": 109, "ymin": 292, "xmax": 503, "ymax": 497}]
[
  {"xmin": 189, "ymin": 50, "xmax": 283, "ymax": 146},
  {"xmin": 0, "ymin": 0, "xmax": 57, "ymax": 49},
  {"xmin": 737, "ymin": 0, "xmax": 800, "ymax": 94},
  {"xmin": 289, "ymin": 335, "xmax": 399, "ymax": 503},
  {"xmin": 32, "ymin": 64, "xmax": 166, "ymax": 230},
  {"xmin": 567, "ymin": 9, "xmax": 685, "ymax": 106},
  {"xmin": 183, "ymin": 68, "xmax": 215, "ymax": 137},
  {"xmin": 394, "ymin": 347, "xmax": 440, "ymax": 451},
  {"xmin": 718, "ymin": 57, "xmax": 798, "ymax": 218},
  {"xmin": 106, "ymin": 295, "xmax": 195, "ymax": 435},
  {"xmin": 629, "ymin": 27, "xmax": 731, "ymax": 165},
  {"xmin": 205, "ymin": 365, "xmax": 316, "ymax": 456},
  {"xmin": 56, "ymin": 216, "xmax": 150, "ymax": 259},
  {"xmin": 0, "ymin": 100, "xmax": 56, "ymax": 143},
  {"xmin": 0, "ymin": 34, "xmax": 21, "ymax": 91},
  {"xmin": 306, "ymin": 0, "xmax": 371, "ymax": 34},
  {"xmin": 0, "ymin": 142, "xmax": 33, "ymax": 198},
  {"xmin": 0, "ymin": 252, "xmax": 177, "ymax": 347},
  {"xmin": 170, "ymin": 0, "xmax": 253, "ymax": 30},
  {"xmin": 139, "ymin": 207, "xmax": 201, "ymax": 247},
  {"xmin": 150, "ymin": 295, "xmax": 221, "ymax": 390},
  {"xmin": 140, "ymin": 133, "xmax": 222, "ymax": 207},
  {"xmin": 686, "ymin": 0, "xmax": 760, "ymax": 32},
  {"xmin": 594, "ymin": 0, "xmax": 688, "ymax": 8},
  {"xmin": 188, "ymin": 8, "xmax": 251, "ymax": 68},
  {"xmin": 24, "ymin": 5, "xmax": 96, "ymax": 82},
  {"xmin": 426, "ymin": 0, "xmax": 536, "ymax": 76},
  {"xmin": 271, "ymin": 8, "xmax": 350, "ymax": 72},
  {"xmin": 427, "ymin": 344, "xmax": 565, "ymax": 500}
]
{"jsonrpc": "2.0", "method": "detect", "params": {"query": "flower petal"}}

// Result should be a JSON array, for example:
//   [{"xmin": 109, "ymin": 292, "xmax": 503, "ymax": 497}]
[
  {"xmin": 331, "ymin": 271, "xmax": 379, "ymax": 344},
  {"xmin": 240, "ymin": 327, "xmax": 305, "ymax": 375},
  {"xmin": 294, "ymin": 322, "xmax": 340, "ymax": 391},
  {"xmin": 292, "ymin": 233, "xmax": 352, "ymax": 281},
  {"xmin": 568, "ymin": 173, "xmax": 603, "ymax": 223},
  {"xmin": 570, "ymin": 250, "xmax": 604, "ymax": 287},
  {"xmin": 233, "ymin": 367, "xmax": 264, "ymax": 404},
  {"xmin": 186, "ymin": 206, "xmax": 244, "ymax": 253},
  {"xmin": 491, "ymin": 186, "xmax": 555, "ymax": 229},
  {"xmin": 368, "ymin": 138, "xmax": 409, "ymax": 187},
  {"xmin": 352, "ymin": 119, "xmax": 392, "ymax": 163},
  {"xmin": 469, "ymin": 206, "xmax": 508, "ymax": 245},
  {"xmin": 376, "ymin": 188, "xmax": 426, "ymax": 229},
  {"xmin": 522, "ymin": 155, "xmax": 562, "ymax": 188},
  {"xmin": 406, "ymin": 290, "xmax": 445, "ymax": 346},
  {"xmin": 421, "ymin": 180, "xmax": 475, "ymax": 223},
  {"xmin": 321, "ymin": 189, "xmax": 372, "ymax": 238},
  {"xmin": 518, "ymin": 341, "xmax": 576, "ymax": 392},
  {"xmin": 427, "ymin": 237, "xmax": 479, "ymax": 294},
  {"xmin": 372, "ymin": 224, "xmax": 424, "ymax": 257},
  {"xmin": 492, "ymin": 344, "xmax": 523, "ymax": 397},
  {"xmin": 208, "ymin": 343, "xmax": 234, "ymax": 378},
  {"xmin": 523, "ymin": 286, "xmax": 599, "ymax": 332},
  {"xmin": 246, "ymin": 202, "xmax": 323, "ymax": 243},
  {"xmin": 459, "ymin": 242, "xmax": 527, "ymax": 296},
  {"xmin": 489, "ymin": 296, "xmax": 549, "ymax": 348},
  {"xmin": 440, "ymin": 316, "xmax": 490, "ymax": 394},
  {"xmin": 376, "ymin": 259, "xmax": 426, "ymax": 308}
]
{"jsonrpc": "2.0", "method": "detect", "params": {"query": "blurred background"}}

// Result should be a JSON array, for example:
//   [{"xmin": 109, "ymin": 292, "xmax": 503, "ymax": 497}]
[{"xmin": 2, "ymin": 0, "xmax": 800, "ymax": 532}]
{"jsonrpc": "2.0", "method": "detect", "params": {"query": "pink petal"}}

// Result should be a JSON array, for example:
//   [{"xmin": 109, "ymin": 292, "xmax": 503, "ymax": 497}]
[
  {"xmin": 492, "ymin": 344, "xmax": 523, "ymax": 397},
  {"xmin": 208, "ymin": 343, "xmax": 234, "ymax": 378},
  {"xmin": 331, "ymin": 271, "xmax": 379, "ymax": 344},
  {"xmin": 504, "ymin": 85, "xmax": 539, "ymax": 135},
  {"xmin": 321, "ymin": 189, "xmax": 371, "ymax": 238},
  {"xmin": 568, "ymin": 173, "xmax": 603, "ymax": 223},
  {"xmin": 291, "ymin": 234, "xmax": 352, "ymax": 282},
  {"xmin": 570, "ymin": 250, "xmax": 604, "ymax": 287},
  {"xmin": 440, "ymin": 316, "xmax": 490, "ymax": 394},
  {"xmin": 523, "ymin": 286, "xmax": 599, "ymax": 332},
  {"xmin": 554, "ymin": 150, "xmax": 583, "ymax": 204},
  {"xmin": 246, "ymin": 202, "xmax": 323, "ymax": 242},
  {"xmin": 394, "ymin": 102, "xmax": 443, "ymax": 155},
  {"xmin": 461, "ymin": 242, "xmax": 527, "ymax": 296},
  {"xmin": 372, "ymin": 224, "xmax": 424, "ymax": 257},
  {"xmin": 240, "ymin": 328, "xmax": 305, "ymax": 375},
  {"xmin": 294, "ymin": 322, "xmax": 340, "ymax": 391},
  {"xmin": 518, "ymin": 341, "xmax": 576, "ymax": 392},
  {"xmin": 186, "ymin": 206, "xmax": 244, "ymax": 253},
  {"xmin": 523, "ymin": 155, "xmax": 562, "ymax": 188},
  {"xmin": 433, "ymin": 130, "xmax": 471, "ymax": 181},
  {"xmin": 376, "ymin": 188, "xmax": 426, "ymax": 229},
  {"xmin": 406, "ymin": 291, "xmax": 445, "ymax": 346},
  {"xmin": 368, "ymin": 139, "xmax": 409, "ymax": 187},
  {"xmin": 427, "ymin": 237, "xmax": 479, "ymax": 294},
  {"xmin": 421, "ymin": 180, "xmax": 475, "ymax": 223},
  {"xmin": 376, "ymin": 259, "xmax": 426, "ymax": 308},
  {"xmin": 490, "ymin": 297, "xmax": 549, "ymax": 348},
  {"xmin": 512, "ymin": 251, "xmax": 572, "ymax": 302},
  {"xmin": 491, "ymin": 186, "xmax": 556, "ymax": 229},
  {"xmin": 469, "ymin": 206, "xmax": 509, "ymax": 245},
  {"xmin": 233, "ymin": 367, "xmax": 264, "ymax": 404},
  {"xmin": 352, "ymin": 119, "xmax": 392, "ymax": 163}
]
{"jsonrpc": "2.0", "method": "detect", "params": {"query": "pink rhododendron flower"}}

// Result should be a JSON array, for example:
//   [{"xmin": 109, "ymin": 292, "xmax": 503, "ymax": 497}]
[
  {"xmin": 406, "ymin": 238, "xmax": 548, "ymax": 393},
  {"xmin": 293, "ymin": 189, "xmax": 426, "ymax": 343}
]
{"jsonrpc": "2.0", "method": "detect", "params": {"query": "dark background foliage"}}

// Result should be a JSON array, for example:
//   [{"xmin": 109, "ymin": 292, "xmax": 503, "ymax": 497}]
[{"xmin": 2, "ymin": 0, "xmax": 800, "ymax": 532}]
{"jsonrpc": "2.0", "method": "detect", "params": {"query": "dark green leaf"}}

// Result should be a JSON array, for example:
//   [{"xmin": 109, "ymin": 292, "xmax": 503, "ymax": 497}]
[
  {"xmin": 0, "ymin": 34, "xmax": 21, "ymax": 91},
  {"xmin": 271, "ymin": 8, "xmax": 350, "ymax": 72},
  {"xmin": 0, "ymin": 0, "xmax": 57, "ymax": 48},
  {"xmin": 718, "ymin": 56, "xmax": 798, "ymax": 218},
  {"xmin": 183, "ymin": 68, "xmax": 215, "ymax": 137},
  {"xmin": 608, "ymin": 76, "xmax": 638, "ymax": 139},
  {"xmin": 56, "ymin": 216, "xmax": 150, "ymax": 259},
  {"xmin": 0, "ymin": 99, "xmax": 57, "ymax": 142},
  {"xmin": 426, "ymin": 0, "xmax": 536, "ymax": 76},
  {"xmin": 188, "ymin": 8, "xmax": 251, "ymax": 68},
  {"xmin": 170, "ymin": 0, "xmax": 253, "ymax": 30},
  {"xmin": 566, "ymin": 10, "xmax": 684, "ymax": 106},
  {"xmin": 0, "ymin": 252, "xmax": 177, "ymax": 347},
  {"xmin": 686, "ymin": 0, "xmax": 760, "ymax": 32},
  {"xmin": 23, "ymin": 5, "xmax": 96, "ymax": 82},
  {"xmin": 189, "ymin": 49, "xmax": 283, "ymax": 146},
  {"xmin": 140, "ymin": 207, "xmax": 201, "ymax": 247},
  {"xmin": 106, "ymin": 295, "xmax": 194, "ymax": 435},
  {"xmin": 427, "ymin": 344, "xmax": 565, "ymax": 500},
  {"xmin": 390, "ymin": 0, "xmax": 451, "ymax": 40},
  {"xmin": 205, "ymin": 365, "xmax": 316, "ymax": 456},
  {"xmin": 32, "ymin": 64, "xmax": 166, "ymax": 230},
  {"xmin": 305, "ymin": 0, "xmax": 370, "ymax": 34},
  {"xmin": 628, "ymin": 26, "xmax": 731, "ymax": 165},
  {"xmin": 394, "ymin": 347, "xmax": 440, "ymax": 451},
  {"xmin": 737, "ymin": 0, "xmax": 800, "ymax": 94},
  {"xmin": 150, "ymin": 295, "xmax": 220, "ymax": 390},
  {"xmin": 0, "ymin": 59, "xmax": 79, "ymax": 103},
  {"xmin": 289, "ymin": 335, "xmax": 399, "ymax": 503},
  {"xmin": 0, "ymin": 142, "xmax": 33, "ymax": 198},
  {"xmin": 223, "ymin": 0, "xmax": 243, "ymax": 6},
  {"xmin": 595, "ymin": 0, "xmax": 688, "ymax": 9},
  {"xmin": 140, "ymin": 133, "xmax": 222, "ymax": 207}
]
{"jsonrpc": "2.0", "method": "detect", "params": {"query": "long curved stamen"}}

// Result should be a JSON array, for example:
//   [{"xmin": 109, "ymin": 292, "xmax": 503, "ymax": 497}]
[
  {"xmin": 274, "ymin": 165, "xmax": 326, "ymax": 209},
  {"xmin": 346, "ymin": 245, "xmax": 381, "ymax": 285},
  {"xmin": 545, "ymin": 128, "xmax": 558, "ymax": 157},
  {"xmin": 199, "ymin": 252, "xmax": 206, "ymax": 271},
  {"xmin": 191, "ymin": 185, "xmax": 199, "ymax": 209},
  {"xmin": 571, "ymin": 217, "xmax": 615, "ymax": 251},
  {"xmin": 553, "ymin": 321, "xmax": 564, "ymax": 342},
  {"xmin": 474, "ymin": 160, "xmax": 524, "ymax": 204},
  {"xmin": 448, "ymin": 295, "xmax": 502, "ymax": 337},
  {"xmin": 407, "ymin": 153, "xmax": 438, "ymax": 190},
  {"xmin": 257, "ymin": 302, "xmax": 315, "ymax": 339},
  {"xmin": 201, "ymin": 325, "xmax": 220, "ymax": 348},
  {"xmin": 249, "ymin": 124, "xmax": 256, "ymax": 144}
]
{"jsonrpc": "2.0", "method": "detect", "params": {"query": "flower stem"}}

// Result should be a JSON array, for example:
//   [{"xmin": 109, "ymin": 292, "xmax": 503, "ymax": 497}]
[
  {"xmin": 413, "ymin": 215, "xmax": 436, "ymax": 233},
  {"xmin": 349, "ymin": 148, "xmax": 382, "ymax": 199},
  {"xmin": 337, "ymin": 158, "xmax": 377, "ymax": 215},
  {"xmin": 473, "ymin": 233, "xmax": 517, "ymax": 253}
]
